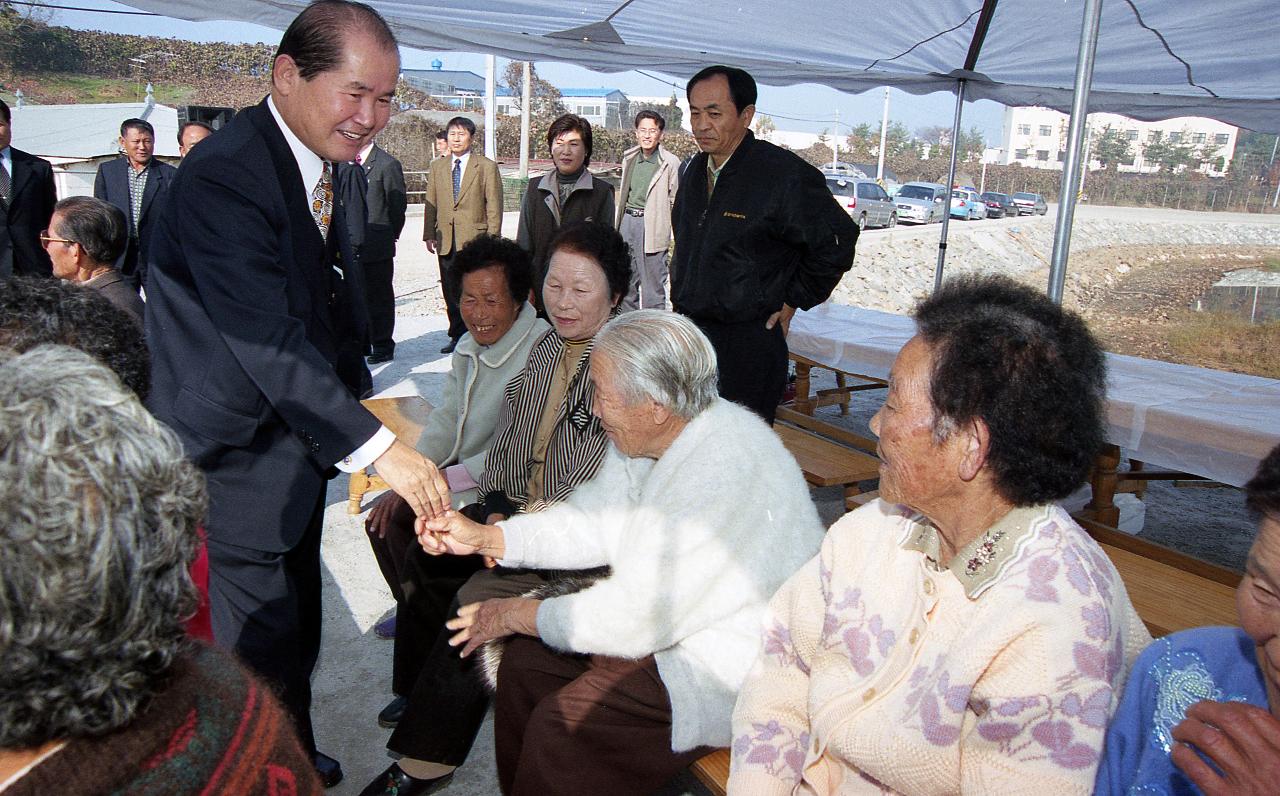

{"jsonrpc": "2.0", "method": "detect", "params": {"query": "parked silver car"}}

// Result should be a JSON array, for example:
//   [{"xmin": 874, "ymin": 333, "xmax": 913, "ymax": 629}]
[
  {"xmin": 1012, "ymin": 192, "xmax": 1049, "ymax": 215},
  {"xmin": 826, "ymin": 176, "xmax": 897, "ymax": 230},
  {"xmin": 893, "ymin": 181, "xmax": 948, "ymax": 224}
]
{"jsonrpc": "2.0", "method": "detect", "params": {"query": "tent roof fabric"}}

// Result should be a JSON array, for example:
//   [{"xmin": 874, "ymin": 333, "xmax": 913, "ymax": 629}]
[{"xmin": 118, "ymin": 0, "xmax": 1280, "ymax": 133}]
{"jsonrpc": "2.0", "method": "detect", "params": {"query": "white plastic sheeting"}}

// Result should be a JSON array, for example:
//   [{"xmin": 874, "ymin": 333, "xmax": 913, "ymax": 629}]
[
  {"xmin": 789, "ymin": 303, "xmax": 1280, "ymax": 488},
  {"xmin": 118, "ymin": 0, "xmax": 1280, "ymax": 132}
]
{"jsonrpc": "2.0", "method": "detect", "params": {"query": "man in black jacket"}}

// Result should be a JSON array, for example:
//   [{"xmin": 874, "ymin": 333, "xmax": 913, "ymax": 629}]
[
  {"xmin": 93, "ymin": 118, "xmax": 177, "ymax": 291},
  {"xmin": 671, "ymin": 65, "xmax": 858, "ymax": 423}
]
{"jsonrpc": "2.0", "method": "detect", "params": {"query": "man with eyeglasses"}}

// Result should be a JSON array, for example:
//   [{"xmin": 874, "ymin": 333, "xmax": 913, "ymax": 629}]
[
  {"xmin": 0, "ymin": 97, "xmax": 58, "ymax": 279},
  {"xmin": 614, "ymin": 110, "xmax": 681, "ymax": 310},
  {"xmin": 41, "ymin": 196, "xmax": 141, "ymax": 323}
]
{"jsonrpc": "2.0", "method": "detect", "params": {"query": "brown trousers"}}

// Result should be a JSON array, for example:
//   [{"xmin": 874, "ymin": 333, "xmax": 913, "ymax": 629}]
[{"xmin": 494, "ymin": 636, "xmax": 709, "ymax": 795}]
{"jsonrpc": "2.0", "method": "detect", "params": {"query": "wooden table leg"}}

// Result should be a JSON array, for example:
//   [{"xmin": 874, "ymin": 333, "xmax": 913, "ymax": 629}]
[
  {"xmin": 793, "ymin": 359, "xmax": 815, "ymax": 415},
  {"xmin": 1084, "ymin": 443, "xmax": 1121, "ymax": 528},
  {"xmin": 348, "ymin": 470, "xmax": 370, "ymax": 515}
]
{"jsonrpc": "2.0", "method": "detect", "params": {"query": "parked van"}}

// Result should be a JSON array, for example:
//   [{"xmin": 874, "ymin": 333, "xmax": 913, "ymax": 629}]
[{"xmin": 893, "ymin": 182, "xmax": 948, "ymax": 224}]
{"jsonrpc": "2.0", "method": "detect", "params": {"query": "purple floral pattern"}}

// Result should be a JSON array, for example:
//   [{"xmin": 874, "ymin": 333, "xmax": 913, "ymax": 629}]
[
  {"xmin": 732, "ymin": 720, "xmax": 810, "ymax": 783},
  {"xmin": 894, "ymin": 515, "xmax": 1128, "ymax": 772}
]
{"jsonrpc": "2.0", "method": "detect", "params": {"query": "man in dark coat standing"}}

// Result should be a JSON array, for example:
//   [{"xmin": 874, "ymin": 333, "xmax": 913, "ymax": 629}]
[
  {"xmin": 93, "ymin": 117, "xmax": 176, "ymax": 291},
  {"xmin": 142, "ymin": 1, "xmax": 450, "ymax": 786},
  {"xmin": 0, "ymin": 98, "xmax": 57, "ymax": 279},
  {"xmin": 356, "ymin": 141, "xmax": 406, "ymax": 363}
]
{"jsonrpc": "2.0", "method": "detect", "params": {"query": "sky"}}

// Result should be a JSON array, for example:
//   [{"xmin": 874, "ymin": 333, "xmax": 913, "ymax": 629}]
[{"xmin": 37, "ymin": 0, "xmax": 1007, "ymax": 143}]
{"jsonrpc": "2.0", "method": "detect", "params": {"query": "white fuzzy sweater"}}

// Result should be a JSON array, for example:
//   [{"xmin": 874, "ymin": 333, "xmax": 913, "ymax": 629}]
[{"xmin": 498, "ymin": 399, "xmax": 825, "ymax": 751}]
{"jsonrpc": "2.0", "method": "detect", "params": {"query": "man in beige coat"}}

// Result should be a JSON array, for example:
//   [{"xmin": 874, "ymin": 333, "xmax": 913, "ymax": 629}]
[
  {"xmin": 614, "ymin": 110, "xmax": 681, "ymax": 310},
  {"xmin": 423, "ymin": 116, "xmax": 503, "ymax": 352}
]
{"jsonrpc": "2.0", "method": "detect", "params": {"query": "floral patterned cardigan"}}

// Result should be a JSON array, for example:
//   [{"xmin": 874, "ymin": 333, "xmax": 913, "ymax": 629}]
[{"xmin": 728, "ymin": 500, "xmax": 1151, "ymax": 795}]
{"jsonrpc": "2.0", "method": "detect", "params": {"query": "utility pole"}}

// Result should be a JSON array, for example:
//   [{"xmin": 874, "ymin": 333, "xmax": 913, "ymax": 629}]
[
  {"xmin": 483, "ymin": 54, "xmax": 497, "ymax": 160},
  {"xmin": 831, "ymin": 109, "xmax": 839, "ymax": 169},
  {"xmin": 519, "ymin": 62, "xmax": 531, "ymax": 180},
  {"xmin": 876, "ymin": 87, "xmax": 890, "ymax": 181}
]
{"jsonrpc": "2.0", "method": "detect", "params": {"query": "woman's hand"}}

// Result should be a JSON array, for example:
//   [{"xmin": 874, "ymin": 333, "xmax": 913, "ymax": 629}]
[
  {"xmin": 365, "ymin": 491, "xmax": 411, "ymax": 539},
  {"xmin": 1171, "ymin": 700, "xmax": 1280, "ymax": 795},
  {"xmin": 444, "ymin": 597, "xmax": 541, "ymax": 657},
  {"xmin": 415, "ymin": 509, "xmax": 503, "ymax": 558}
]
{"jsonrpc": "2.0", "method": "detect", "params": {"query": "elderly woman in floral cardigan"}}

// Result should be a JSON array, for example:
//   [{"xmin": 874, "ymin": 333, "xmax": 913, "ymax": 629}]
[{"xmin": 729, "ymin": 275, "xmax": 1150, "ymax": 795}]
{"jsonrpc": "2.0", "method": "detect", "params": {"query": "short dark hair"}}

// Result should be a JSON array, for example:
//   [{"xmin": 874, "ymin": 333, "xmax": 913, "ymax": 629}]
[
  {"xmin": 912, "ymin": 274, "xmax": 1107, "ymax": 506},
  {"xmin": 1246, "ymin": 444, "xmax": 1280, "ymax": 521},
  {"xmin": 0, "ymin": 278, "xmax": 151, "ymax": 400},
  {"xmin": 275, "ymin": 0, "xmax": 397, "ymax": 82},
  {"xmin": 634, "ymin": 110, "xmax": 665, "ymax": 131},
  {"xmin": 686, "ymin": 65, "xmax": 757, "ymax": 114},
  {"xmin": 448, "ymin": 234, "xmax": 532, "ymax": 306},
  {"xmin": 52, "ymin": 196, "xmax": 127, "ymax": 265},
  {"xmin": 546, "ymin": 114, "xmax": 594, "ymax": 166},
  {"xmin": 119, "ymin": 118, "xmax": 154, "ymax": 139},
  {"xmin": 435, "ymin": 130, "xmax": 447, "ymax": 141},
  {"xmin": 547, "ymin": 222, "xmax": 631, "ymax": 306},
  {"xmin": 0, "ymin": 98, "xmax": 9, "ymax": 123},
  {"xmin": 446, "ymin": 116, "xmax": 477, "ymax": 137},
  {"xmin": 177, "ymin": 120, "xmax": 214, "ymax": 145}
]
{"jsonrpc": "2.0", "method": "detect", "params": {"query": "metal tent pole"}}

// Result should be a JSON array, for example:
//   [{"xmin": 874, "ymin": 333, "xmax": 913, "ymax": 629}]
[
  {"xmin": 1047, "ymin": 0, "xmax": 1104, "ymax": 304},
  {"xmin": 933, "ymin": 79, "xmax": 966, "ymax": 292}
]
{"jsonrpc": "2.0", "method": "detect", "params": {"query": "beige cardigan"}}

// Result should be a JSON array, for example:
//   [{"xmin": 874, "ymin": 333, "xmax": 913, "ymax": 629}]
[{"xmin": 729, "ymin": 500, "xmax": 1150, "ymax": 795}]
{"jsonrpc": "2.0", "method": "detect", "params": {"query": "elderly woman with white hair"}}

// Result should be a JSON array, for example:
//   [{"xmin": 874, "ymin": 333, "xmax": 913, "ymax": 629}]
[
  {"xmin": 419, "ymin": 310, "xmax": 825, "ymax": 795},
  {"xmin": 0, "ymin": 346, "xmax": 320, "ymax": 793}
]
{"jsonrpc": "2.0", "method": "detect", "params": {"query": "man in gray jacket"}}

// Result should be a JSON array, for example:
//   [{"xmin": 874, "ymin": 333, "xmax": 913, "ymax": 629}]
[{"xmin": 614, "ymin": 110, "xmax": 680, "ymax": 310}]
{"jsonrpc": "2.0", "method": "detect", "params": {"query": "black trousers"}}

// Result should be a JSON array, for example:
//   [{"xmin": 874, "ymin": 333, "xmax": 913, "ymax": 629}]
[
  {"xmin": 693, "ymin": 316, "xmax": 789, "ymax": 424},
  {"xmin": 206, "ymin": 486, "xmax": 325, "ymax": 754},
  {"xmin": 437, "ymin": 250, "xmax": 467, "ymax": 341},
  {"xmin": 368, "ymin": 505, "xmax": 551, "ymax": 764},
  {"xmin": 365, "ymin": 256, "xmax": 396, "ymax": 355}
]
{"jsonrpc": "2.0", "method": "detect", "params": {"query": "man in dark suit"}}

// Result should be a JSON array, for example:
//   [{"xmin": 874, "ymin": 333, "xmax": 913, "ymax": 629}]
[
  {"xmin": 356, "ymin": 142, "xmax": 406, "ymax": 363},
  {"xmin": 143, "ymin": 1, "xmax": 449, "ymax": 786},
  {"xmin": 93, "ymin": 117, "xmax": 177, "ymax": 291},
  {"xmin": 0, "ymin": 98, "xmax": 57, "ymax": 278}
]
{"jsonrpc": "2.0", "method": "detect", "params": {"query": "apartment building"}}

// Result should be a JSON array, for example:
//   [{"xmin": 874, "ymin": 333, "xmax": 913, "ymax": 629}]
[{"xmin": 999, "ymin": 106, "xmax": 1238, "ymax": 176}]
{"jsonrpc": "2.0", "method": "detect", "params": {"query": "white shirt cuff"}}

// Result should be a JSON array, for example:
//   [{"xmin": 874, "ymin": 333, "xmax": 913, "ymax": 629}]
[{"xmin": 335, "ymin": 425, "xmax": 395, "ymax": 473}]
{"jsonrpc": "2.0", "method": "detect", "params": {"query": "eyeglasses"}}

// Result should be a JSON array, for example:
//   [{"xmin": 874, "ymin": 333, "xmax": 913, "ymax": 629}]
[{"xmin": 39, "ymin": 230, "xmax": 78, "ymax": 248}]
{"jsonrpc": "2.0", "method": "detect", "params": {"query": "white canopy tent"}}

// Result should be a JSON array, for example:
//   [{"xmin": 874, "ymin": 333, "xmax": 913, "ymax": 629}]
[{"xmin": 119, "ymin": 0, "xmax": 1280, "ymax": 294}]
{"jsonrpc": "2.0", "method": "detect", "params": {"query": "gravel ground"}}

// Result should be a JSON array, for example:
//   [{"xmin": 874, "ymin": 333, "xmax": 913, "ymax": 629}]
[{"xmin": 309, "ymin": 205, "xmax": 1262, "ymax": 795}]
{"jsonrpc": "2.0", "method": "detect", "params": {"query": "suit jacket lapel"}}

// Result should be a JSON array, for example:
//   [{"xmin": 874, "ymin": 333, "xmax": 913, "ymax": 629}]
[
  {"xmin": 456, "ymin": 157, "xmax": 479, "ymax": 207},
  {"xmin": 249, "ymin": 101, "xmax": 331, "ymax": 331},
  {"xmin": 139, "ymin": 160, "xmax": 161, "ymax": 222},
  {"xmin": 8, "ymin": 152, "xmax": 32, "ymax": 206}
]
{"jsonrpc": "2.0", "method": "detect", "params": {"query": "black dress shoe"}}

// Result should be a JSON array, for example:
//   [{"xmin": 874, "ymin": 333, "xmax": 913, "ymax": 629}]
[
  {"xmin": 357, "ymin": 763, "xmax": 454, "ymax": 796},
  {"xmin": 439, "ymin": 338, "xmax": 458, "ymax": 354},
  {"xmin": 367, "ymin": 350, "xmax": 394, "ymax": 364},
  {"xmin": 312, "ymin": 750, "xmax": 344, "ymax": 788},
  {"xmin": 378, "ymin": 694, "xmax": 408, "ymax": 728}
]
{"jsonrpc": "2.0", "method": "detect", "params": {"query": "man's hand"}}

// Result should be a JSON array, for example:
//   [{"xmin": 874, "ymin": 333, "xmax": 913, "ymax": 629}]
[
  {"xmin": 445, "ymin": 597, "xmax": 540, "ymax": 657},
  {"xmin": 365, "ymin": 491, "xmax": 411, "ymax": 539},
  {"xmin": 765, "ymin": 303, "xmax": 797, "ymax": 337},
  {"xmin": 416, "ymin": 509, "xmax": 504, "ymax": 558},
  {"xmin": 425, "ymin": 239, "xmax": 438, "ymax": 254},
  {"xmin": 1170, "ymin": 700, "xmax": 1280, "ymax": 795},
  {"xmin": 372, "ymin": 439, "xmax": 450, "ymax": 519}
]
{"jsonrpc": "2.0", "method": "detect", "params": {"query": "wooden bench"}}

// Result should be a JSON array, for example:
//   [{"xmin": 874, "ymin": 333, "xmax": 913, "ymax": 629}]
[
  {"xmin": 774, "ymin": 422, "xmax": 881, "ymax": 510},
  {"xmin": 790, "ymin": 353, "xmax": 886, "ymax": 416},
  {"xmin": 346, "ymin": 395, "xmax": 434, "ymax": 514},
  {"xmin": 689, "ymin": 514, "xmax": 1241, "ymax": 795}
]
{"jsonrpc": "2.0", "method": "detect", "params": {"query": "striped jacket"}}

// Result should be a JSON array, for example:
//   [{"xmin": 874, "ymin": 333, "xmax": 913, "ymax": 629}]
[{"xmin": 478, "ymin": 329, "xmax": 608, "ymax": 518}]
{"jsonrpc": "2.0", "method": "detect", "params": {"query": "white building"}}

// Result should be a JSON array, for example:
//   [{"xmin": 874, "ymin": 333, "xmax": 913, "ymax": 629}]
[
  {"xmin": 9, "ymin": 99, "xmax": 180, "ymax": 198},
  {"xmin": 999, "ymin": 106, "xmax": 1238, "ymax": 177}
]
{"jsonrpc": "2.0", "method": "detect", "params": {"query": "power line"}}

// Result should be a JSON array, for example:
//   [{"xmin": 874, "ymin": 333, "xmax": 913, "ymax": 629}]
[{"xmin": 6, "ymin": 1, "xmax": 158, "ymax": 16}]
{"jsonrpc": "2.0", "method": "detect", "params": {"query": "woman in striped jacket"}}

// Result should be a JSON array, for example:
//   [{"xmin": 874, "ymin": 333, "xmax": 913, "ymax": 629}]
[{"xmin": 359, "ymin": 221, "xmax": 631, "ymax": 796}]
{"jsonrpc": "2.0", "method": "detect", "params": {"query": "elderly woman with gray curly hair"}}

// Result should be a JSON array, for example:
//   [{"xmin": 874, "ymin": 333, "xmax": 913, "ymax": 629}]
[
  {"xmin": 729, "ymin": 275, "xmax": 1151, "ymax": 795},
  {"xmin": 419, "ymin": 310, "xmax": 826, "ymax": 795},
  {"xmin": 0, "ymin": 345, "xmax": 322, "ymax": 795}
]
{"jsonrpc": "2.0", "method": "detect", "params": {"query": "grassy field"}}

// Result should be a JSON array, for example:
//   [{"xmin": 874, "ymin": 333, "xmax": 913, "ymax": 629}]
[
  {"xmin": 23, "ymin": 72, "xmax": 196, "ymax": 106},
  {"xmin": 1168, "ymin": 311, "xmax": 1280, "ymax": 378}
]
